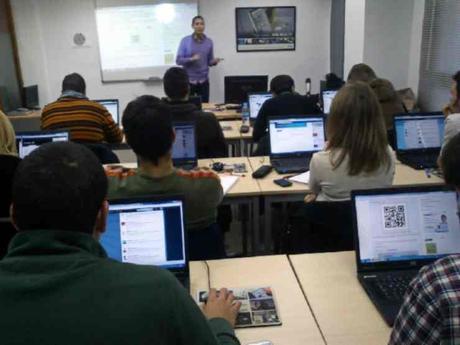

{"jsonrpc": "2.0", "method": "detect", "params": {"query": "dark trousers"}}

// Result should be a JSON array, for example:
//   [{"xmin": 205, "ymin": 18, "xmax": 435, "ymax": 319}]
[
  {"xmin": 187, "ymin": 223, "xmax": 226, "ymax": 260},
  {"xmin": 190, "ymin": 80, "xmax": 209, "ymax": 103}
]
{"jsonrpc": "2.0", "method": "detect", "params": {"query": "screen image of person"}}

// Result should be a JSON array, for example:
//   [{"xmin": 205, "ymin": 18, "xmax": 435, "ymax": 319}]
[{"xmin": 176, "ymin": 16, "xmax": 223, "ymax": 102}]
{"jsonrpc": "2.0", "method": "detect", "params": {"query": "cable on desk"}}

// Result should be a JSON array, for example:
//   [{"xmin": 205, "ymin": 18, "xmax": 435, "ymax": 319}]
[
  {"xmin": 287, "ymin": 255, "xmax": 327, "ymax": 345},
  {"xmin": 204, "ymin": 260, "xmax": 211, "ymax": 290}
]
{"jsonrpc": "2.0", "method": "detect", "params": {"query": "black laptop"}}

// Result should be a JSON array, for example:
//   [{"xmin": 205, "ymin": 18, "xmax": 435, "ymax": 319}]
[
  {"xmin": 269, "ymin": 115, "xmax": 326, "ymax": 174},
  {"xmin": 15, "ymin": 130, "xmax": 70, "ymax": 159},
  {"xmin": 248, "ymin": 92, "xmax": 272, "ymax": 124},
  {"xmin": 320, "ymin": 89, "xmax": 338, "ymax": 114},
  {"xmin": 101, "ymin": 196, "xmax": 190, "ymax": 290},
  {"xmin": 352, "ymin": 185, "xmax": 460, "ymax": 326},
  {"xmin": 172, "ymin": 122, "xmax": 198, "ymax": 170},
  {"xmin": 393, "ymin": 113, "xmax": 445, "ymax": 170}
]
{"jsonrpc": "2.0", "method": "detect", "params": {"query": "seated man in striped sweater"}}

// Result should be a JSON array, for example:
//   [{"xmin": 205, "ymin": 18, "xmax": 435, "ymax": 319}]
[{"xmin": 41, "ymin": 73, "xmax": 122, "ymax": 144}]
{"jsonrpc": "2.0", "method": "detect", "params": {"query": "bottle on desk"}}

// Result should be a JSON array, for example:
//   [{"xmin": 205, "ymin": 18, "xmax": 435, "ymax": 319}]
[{"xmin": 240, "ymin": 102, "xmax": 250, "ymax": 133}]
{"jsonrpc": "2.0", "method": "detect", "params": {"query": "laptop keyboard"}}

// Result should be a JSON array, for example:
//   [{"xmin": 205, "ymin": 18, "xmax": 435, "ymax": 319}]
[
  {"xmin": 272, "ymin": 157, "xmax": 310, "ymax": 174},
  {"xmin": 399, "ymin": 153, "xmax": 439, "ymax": 169},
  {"xmin": 369, "ymin": 274, "xmax": 414, "ymax": 302}
]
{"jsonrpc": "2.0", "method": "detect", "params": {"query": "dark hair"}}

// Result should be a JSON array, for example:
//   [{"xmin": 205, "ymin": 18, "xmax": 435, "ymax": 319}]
[
  {"xmin": 192, "ymin": 15, "xmax": 204, "ymax": 25},
  {"xmin": 12, "ymin": 142, "xmax": 107, "ymax": 233},
  {"xmin": 327, "ymin": 81, "xmax": 390, "ymax": 175},
  {"xmin": 122, "ymin": 95, "xmax": 174, "ymax": 165},
  {"xmin": 441, "ymin": 132, "xmax": 460, "ymax": 188},
  {"xmin": 347, "ymin": 63, "xmax": 377, "ymax": 84},
  {"xmin": 325, "ymin": 73, "xmax": 345, "ymax": 90},
  {"xmin": 163, "ymin": 67, "xmax": 189, "ymax": 99},
  {"xmin": 453, "ymin": 71, "xmax": 460, "ymax": 101},
  {"xmin": 62, "ymin": 73, "xmax": 86, "ymax": 94},
  {"xmin": 270, "ymin": 75, "xmax": 294, "ymax": 95}
]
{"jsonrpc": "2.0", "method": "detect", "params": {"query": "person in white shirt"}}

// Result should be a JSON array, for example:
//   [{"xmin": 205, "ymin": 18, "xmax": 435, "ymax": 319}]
[{"xmin": 305, "ymin": 81, "xmax": 395, "ymax": 202}]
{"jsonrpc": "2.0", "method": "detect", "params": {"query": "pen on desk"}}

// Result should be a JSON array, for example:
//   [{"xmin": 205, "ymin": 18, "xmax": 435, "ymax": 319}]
[{"xmin": 425, "ymin": 169, "xmax": 431, "ymax": 178}]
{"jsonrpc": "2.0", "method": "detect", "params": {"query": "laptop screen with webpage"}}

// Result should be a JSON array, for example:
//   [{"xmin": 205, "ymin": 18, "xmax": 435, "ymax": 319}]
[
  {"xmin": 101, "ymin": 198, "xmax": 186, "ymax": 269},
  {"xmin": 172, "ymin": 123, "xmax": 197, "ymax": 161},
  {"xmin": 394, "ymin": 115, "xmax": 445, "ymax": 151},
  {"xmin": 354, "ymin": 188, "xmax": 460, "ymax": 266},
  {"xmin": 95, "ymin": 99, "xmax": 119, "ymax": 124},
  {"xmin": 269, "ymin": 117, "xmax": 325, "ymax": 155},
  {"xmin": 321, "ymin": 90, "xmax": 338, "ymax": 114},
  {"xmin": 248, "ymin": 92, "xmax": 272, "ymax": 119},
  {"xmin": 16, "ymin": 131, "xmax": 69, "ymax": 159}
]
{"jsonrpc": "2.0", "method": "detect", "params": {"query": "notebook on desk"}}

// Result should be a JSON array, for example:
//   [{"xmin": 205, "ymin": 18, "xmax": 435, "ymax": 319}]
[
  {"xmin": 352, "ymin": 185, "xmax": 460, "ymax": 326},
  {"xmin": 15, "ymin": 130, "xmax": 69, "ymax": 158},
  {"xmin": 101, "ymin": 196, "xmax": 190, "ymax": 290},
  {"xmin": 269, "ymin": 116, "xmax": 325, "ymax": 174},
  {"xmin": 393, "ymin": 113, "xmax": 444, "ymax": 170},
  {"xmin": 172, "ymin": 122, "xmax": 197, "ymax": 170}
]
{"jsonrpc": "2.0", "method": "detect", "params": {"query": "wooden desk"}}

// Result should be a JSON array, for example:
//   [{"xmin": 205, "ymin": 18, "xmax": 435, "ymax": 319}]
[
  {"xmin": 203, "ymin": 103, "xmax": 241, "ymax": 121},
  {"xmin": 289, "ymin": 252, "xmax": 391, "ymax": 345},
  {"xmin": 221, "ymin": 120, "xmax": 254, "ymax": 156},
  {"xmin": 8, "ymin": 110, "xmax": 42, "ymax": 132},
  {"xmin": 190, "ymin": 256, "xmax": 326, "ymax": 345},
  {"xmin": 249, "ymin": 156, "xmax": 444, "ymax": 252}
]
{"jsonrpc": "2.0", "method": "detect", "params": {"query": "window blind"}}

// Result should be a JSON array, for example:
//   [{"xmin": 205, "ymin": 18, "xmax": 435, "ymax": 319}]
[{"xmin": 418, "ymin": 0, "xmax": 460, "ymax": 111}]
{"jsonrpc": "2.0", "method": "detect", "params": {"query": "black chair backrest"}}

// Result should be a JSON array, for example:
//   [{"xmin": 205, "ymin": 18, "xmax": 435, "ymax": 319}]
[{"xmin": 81, "ymin": 143, "xmax": 120, "ymax": 164}]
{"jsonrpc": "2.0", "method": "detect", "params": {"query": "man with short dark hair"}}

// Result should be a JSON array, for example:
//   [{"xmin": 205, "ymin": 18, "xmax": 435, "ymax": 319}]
[
  {"xmin": 0, "ymin": 141, "xmax": 240, "ymax": 345},
  {"xmin": 176, "ymin": 16, "xmax": 222, "ymax": 102},
  {"xmin": 252, "ymin": 74, "xmax": 321, "ymax": 155},
  {"xmin": 108, "ymin": 96, "xmax": 226, "ymax": 260},
  {"xmin": 389, "ymin": 132, "xmax": 460, "ymax": 344},
  {"xmin": 162, "ymin": 67, "xmax": 227, "ymax": 158},
  {"xmin": 347, "ymin": 63, "xmax": 377, "ymax": 83},
  {"xmin": 41, "ymin": 73, "xmax": 122, "ymax": 143}
]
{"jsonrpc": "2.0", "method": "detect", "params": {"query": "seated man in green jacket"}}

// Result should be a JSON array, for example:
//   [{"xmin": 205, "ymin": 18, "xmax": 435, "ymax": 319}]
[
  {"xmin": 107, "ymin": 96, "xmax": 225, "ymax": 260},
  {"xmin": 1, "ymin": 141, "xmax": 241, "ymax": 345}
]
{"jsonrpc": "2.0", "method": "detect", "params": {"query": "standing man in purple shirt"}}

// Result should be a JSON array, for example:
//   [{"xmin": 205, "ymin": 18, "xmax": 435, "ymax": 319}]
[{"xmin": 176, "ymin": 16, "xmax": 222, "ymax": 102}]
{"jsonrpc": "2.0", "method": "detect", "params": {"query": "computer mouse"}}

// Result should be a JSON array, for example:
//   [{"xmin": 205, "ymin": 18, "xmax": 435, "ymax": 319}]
[{"xmin": 212, "ymin": 162, "xmax": 224, "ymax": 172}]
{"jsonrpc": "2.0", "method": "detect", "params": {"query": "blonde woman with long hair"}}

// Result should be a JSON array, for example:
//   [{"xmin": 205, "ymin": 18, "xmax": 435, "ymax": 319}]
[
  {"xmin": 306, "ymin": 81, "xmax": 395, "ymax": 202},
  {"xmin": 0, "ymin": 110, "xmax": 21, "ymax": 257}
]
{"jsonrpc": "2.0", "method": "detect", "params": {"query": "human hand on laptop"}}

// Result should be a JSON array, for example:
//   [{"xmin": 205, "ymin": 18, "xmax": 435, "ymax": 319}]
[{"xmin": 203, "ymin": 288, "xmax": 241, "ymax": 327}]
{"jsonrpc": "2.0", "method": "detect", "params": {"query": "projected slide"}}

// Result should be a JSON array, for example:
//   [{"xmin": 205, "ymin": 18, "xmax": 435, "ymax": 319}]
[{"xmin": 95, "ymin": 3, "xmax": 197, "ymax": 80}]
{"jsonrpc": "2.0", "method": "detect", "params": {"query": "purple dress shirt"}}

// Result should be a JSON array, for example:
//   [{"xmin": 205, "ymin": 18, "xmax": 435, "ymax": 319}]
[{"xmin": 176, "ymin": 34, "xmax": 214, "ymax": 83}]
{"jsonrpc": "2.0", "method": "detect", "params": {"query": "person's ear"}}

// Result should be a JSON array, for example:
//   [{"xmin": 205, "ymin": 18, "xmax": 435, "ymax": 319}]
[
  {"xmin": 93, "ymin": 200, "xmax": 108, "ymax": 240},
  {"xmin": 9, "ymin": 204, "xmax": 19, "ymax": 231}
]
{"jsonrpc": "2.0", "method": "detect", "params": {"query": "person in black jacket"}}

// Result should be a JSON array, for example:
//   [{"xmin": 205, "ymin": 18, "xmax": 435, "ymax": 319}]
[
  {"xmin": 162, "ymin": 67, "xmax": 227, "ymax": 158},
  {"xmin": 252, "ymin": 75, "xmax": 321, "ymax": 155}
]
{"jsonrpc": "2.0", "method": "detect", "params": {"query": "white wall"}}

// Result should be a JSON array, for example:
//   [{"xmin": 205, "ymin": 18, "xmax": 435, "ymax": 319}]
[
  {"xmin": 11, "ymin": 0, "xmax": 331, "ymax": 111},
  {"xmin": 343, "ymin": 0, "xmax": 425, "ymax": 93},
  {"xmin": 344, "ymin": 0, "xmax": 366, "ymax": 77}
]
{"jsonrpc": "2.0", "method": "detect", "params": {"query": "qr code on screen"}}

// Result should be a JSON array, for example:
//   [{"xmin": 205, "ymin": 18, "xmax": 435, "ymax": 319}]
[{"xmin": 383, "ymin": 204, "xmax": 407, "ymax": 229}]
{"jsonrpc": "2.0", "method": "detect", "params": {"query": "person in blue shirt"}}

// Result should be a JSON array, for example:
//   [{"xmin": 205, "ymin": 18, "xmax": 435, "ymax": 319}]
[{"xmin": 176, "ymin": 16, "xmax": 222, "ymax": 102}]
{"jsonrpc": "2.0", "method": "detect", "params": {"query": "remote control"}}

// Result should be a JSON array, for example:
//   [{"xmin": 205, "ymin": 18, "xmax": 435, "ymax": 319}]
[{"xmin": 252, "ymin": 165, "xmax": 272, "ymax": 179}]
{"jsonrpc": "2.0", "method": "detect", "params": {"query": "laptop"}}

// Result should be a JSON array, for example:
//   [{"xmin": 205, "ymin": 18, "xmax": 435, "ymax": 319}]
[
  {"xmin": 248, "ymin": 92, "xmax": 272, "ymax": 122},
  {"xmin": 321, "ymin": 89, "xmax": 338, "ymax": 114},
  {"xmin": 15, "ymin": 130, "xmax": 69, "ymax": 158},
  {"xmin": 393, "ymin": 113, "xmax": 445, "ymax": 169},
  {"xmin": 269, "ymin": 116, "xmax": 326, "ymax": 174},
  {"xmin": 94, "ymin": 99, "xmax": 119, "ymax": 124},
  {"xmin": 352, "ymin": 185, "xmax": 460, "ymax": 326},
  {"xmin": 101, "ymin": 196, "xmax": 189, "ymax": 290},
  {"xmin": 172, "ymin": 122, "xmax": 198, "ymax": 170}
]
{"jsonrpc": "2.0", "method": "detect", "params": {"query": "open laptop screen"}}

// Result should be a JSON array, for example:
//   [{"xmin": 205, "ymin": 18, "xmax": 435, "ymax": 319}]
[
  {"xmin": 248, "ymin": 92, "xmax": 272, "ymax": 119},
  {"xmin": 101, "ymin": 198, "xmax": 186, "ymax": 269},
  {"xmin": 269, "ymin": 117, "xmax": 325, "ymax": 155},
  {"xmin": 95, "ymin": 99, "xmax": 119, "ymax": 124},
  {"xmin": 16, "ymin": 131, "xmax": 69, "ymax": 159},
  {"xmin": 354, "ymin": 188, "xmax": 460, "ymax": 265},
  {"xmin": 172, "ymin": 123, "xmax": 197, "ymax": 161},
  {"xmin": 394, "ymin": 115, "xmax": 445, "ymax": 151},
  {"xmin": 321, "ymin": 90, "xmax": 338, "ymax": 114}
]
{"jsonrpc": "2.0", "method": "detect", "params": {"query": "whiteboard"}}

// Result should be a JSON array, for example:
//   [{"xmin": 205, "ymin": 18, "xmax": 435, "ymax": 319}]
[{"xmin": 95, "ymin": 0, "xmax": 198, "ymax": 82}]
